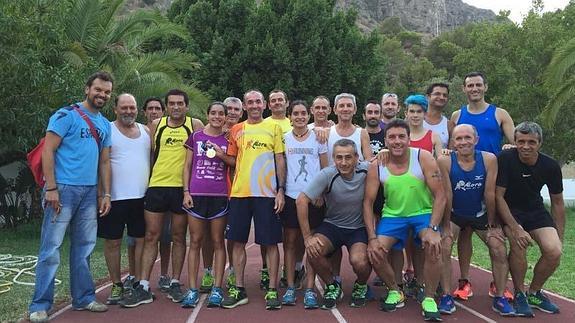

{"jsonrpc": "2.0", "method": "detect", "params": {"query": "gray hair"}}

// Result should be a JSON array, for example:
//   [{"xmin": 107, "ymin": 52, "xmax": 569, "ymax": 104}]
[
  {"xmin": 223, "ymin": 96, "xmax": 242, "ymax": 106},
  {"xmin": 334, "ymin": 93, "xmax": 356, "ymax": 108},
  {"xmin": 333, "ymin": 138, "xmax": 358, "ymax": 156},
  {"xmin": 514, "ymin": 121, "xmax": 543, "ymax": 143}
]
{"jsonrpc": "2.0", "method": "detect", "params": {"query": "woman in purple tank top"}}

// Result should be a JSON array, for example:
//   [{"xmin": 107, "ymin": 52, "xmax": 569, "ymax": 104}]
[{"xmin": 182, "ymin": 102, "xmax": 235, "ymax": 308}]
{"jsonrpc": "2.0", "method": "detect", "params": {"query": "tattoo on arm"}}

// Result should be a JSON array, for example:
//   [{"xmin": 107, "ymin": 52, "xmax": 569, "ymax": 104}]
[{"xmin": 431, "ymin": 170, "xmax": 442, "ymax": 180}]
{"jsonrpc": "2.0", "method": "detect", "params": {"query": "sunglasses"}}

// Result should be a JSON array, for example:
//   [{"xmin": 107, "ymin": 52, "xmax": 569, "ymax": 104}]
[{"xmin": 382, "ymin": 93, "xmax": 398, "ymax": 99}]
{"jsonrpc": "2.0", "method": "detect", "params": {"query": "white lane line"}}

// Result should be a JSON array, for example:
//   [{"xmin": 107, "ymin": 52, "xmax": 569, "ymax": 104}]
[
  {"xmin": 454, "ymin": 300, "xmax": 498, "ymax": 323},
  {"xmin": 186, "ymin": 242, "xmax": 256, "ymax": 323},
  {"xmin": 49, "ymin": 257, "xmax": 160, "ymax": 320},
  {"xmin": 314, "ymin": 277, "xmax": 347, "ymax": 323},
  {"xmin": 185, "ymin": 294, "xmax": 207, "ymax": 323}
]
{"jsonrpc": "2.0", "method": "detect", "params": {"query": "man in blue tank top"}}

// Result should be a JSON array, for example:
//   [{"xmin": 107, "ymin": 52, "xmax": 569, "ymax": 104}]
[
  {"xmin": 436, "ymin": 125, "xmax": 514, "ymax": 317},
  {"xmin": 449, "ymin": 71, "xmax": 516, "ymax": 300}
]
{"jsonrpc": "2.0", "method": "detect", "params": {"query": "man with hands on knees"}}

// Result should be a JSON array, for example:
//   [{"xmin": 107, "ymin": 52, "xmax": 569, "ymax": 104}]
[
  {"xmin": 363, "ymin": 119, "xmax": 445, "ymax": 322},
  {"xmin": 296, "ymin": 139, "xmax": 372, "ymax": 310},
  {"xmin": 496, "ymin": 121, "xmax": 565, "ymax": 317}
]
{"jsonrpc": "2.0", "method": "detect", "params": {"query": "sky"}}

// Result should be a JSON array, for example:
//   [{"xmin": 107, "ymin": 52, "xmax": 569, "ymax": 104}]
[{"xmin": 462, "ymin": 0, "xmax": 571, "ymax": 23}]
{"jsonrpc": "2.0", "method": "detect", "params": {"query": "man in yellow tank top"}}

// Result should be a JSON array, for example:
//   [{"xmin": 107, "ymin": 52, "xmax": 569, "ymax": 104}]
[{"xmin": 121, "ymin": 89, "xmax": 203, "ymax": 308}]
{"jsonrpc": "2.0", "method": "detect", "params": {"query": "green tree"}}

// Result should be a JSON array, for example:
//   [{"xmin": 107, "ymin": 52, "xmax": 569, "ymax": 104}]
[
  {"xmin": 542, "ymin": 37, "xmax": 575, "ymax": 126},
  {"xmin": 60, "ymin": 0, "xmax": 209, "ymax": 116}
]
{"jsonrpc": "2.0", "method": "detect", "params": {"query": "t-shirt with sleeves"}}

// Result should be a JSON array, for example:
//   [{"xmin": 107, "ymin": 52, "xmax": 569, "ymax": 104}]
[
  {"xmin": 46, "ymin": 102, "xmax": 112, "ymax": 186},
  {"xmin": 496, "ymin": 148, "xmax": 563, "ymax": 211},
  {"xmin": 302, "ymin": 161, "xmax": 368, "ymax": 229},
  {"xmin": 228, "ymin": 121, "xmax": 285, "ymax": 198}
]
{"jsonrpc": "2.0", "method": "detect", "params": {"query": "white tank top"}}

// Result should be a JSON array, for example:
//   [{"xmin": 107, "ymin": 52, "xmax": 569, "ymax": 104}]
[
  {"xmin": 424, "ymin": 116, "xmax": 449, "ymax": 148},
  {"xmin": 110, "ymin": 122, "xmax": 151, "ymax": 201},
  {"xmin": 284, "ymin": 131, "xmax": 328, "ymax": 199},
  {"xmin": 327, "ymin": 126, "xmax": 364, "ymax": 165}
]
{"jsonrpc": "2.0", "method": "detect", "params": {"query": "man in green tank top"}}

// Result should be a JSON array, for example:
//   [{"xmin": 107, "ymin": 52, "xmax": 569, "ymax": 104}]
[{"xmin": 363, "ymin": 119, "xmax": 446, "ymax": 322}]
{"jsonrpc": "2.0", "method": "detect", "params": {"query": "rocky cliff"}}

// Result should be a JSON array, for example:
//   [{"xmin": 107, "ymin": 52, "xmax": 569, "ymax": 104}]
[{"xmin": 335, "ymin": 0, "xmax": 497, "ymax": 34}]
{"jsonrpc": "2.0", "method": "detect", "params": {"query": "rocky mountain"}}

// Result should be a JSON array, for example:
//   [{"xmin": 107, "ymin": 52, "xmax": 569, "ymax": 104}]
[
  {"xmin": 335, "ymin": 0, "xmax": 497, "ymax": 34},
  {"xmin": 126, "ymin": 0, "xmax": 497, "ymax": 35}
]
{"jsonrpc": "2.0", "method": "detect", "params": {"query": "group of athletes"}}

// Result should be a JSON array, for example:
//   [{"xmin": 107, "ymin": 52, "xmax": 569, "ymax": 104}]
[{"xmin": 28, "ymin": 71, "xmax": 565, "ymax": 322}]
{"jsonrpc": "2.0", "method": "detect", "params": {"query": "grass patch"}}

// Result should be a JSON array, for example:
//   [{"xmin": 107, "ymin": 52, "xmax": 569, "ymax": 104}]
[
  {"xmin": 0, "ymin": 219, "xmax": 127, "ymax": 322},
  {"xmin": 457, "ymin": 208, "xmax": 575, "ymax": 299}
]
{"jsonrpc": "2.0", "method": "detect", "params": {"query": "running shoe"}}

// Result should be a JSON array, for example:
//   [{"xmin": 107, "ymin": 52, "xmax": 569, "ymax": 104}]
[
  {"xmin": 107, "ymin": 283, "xmax": 123, "ymax": 305},
  {"xmin": 295, "ymin": 267, "xmax": 306, "ymax": 290},
  {"xmin": 221, "ymin": 286, "xmax": 249, "ymax": 309},
  {"xmin": 226, "ymin": 270, "xmax": 236, "ymax": 289},
  {"xmin": 404, "ymin": 278, "xmax": 420, "ymax": 299},
  {"xmin": 528, "ymin": 290, "xmax": 560, "ymax": 314},
  {"xmin": 513, "ymin": 291, "xmax": 534, "ymax": 317},
  {"xmin": 167, "ymin": 282, "xmax": 185, "ymax": 303},
  {"xmin": 492, "ymin": 296, "xmax": 515, "ymax": 316},
  {"xmin": 265, "ymin": 289, "xmax": 282, "ymax": 310},
  {"xmin": 282, "ymin": 287, "xmax": 296, "ymax": 306},
  {"xmin": 304, "ymin": 288, "xmax": 319, "ymax": 309},
  {"xmin": 29, "ymin": 311, "xmax": 48, "ymax": 323},
  {"xmin": 207, "ymin": 287, "xmax": 224, "ymax": 308},
  {"xmin": 422, "ymin": 297, "xmax": 442, "ymax": 321},
  {"xmin": 350, "ymin": 281, "xmax": 369, "ymax": 307},
  {"xmin": 379, "ymin": 289, "xmax": 405, "ymax": 312},
  {"xmin": 200, "ymin": 269, "xmax": 214, "ymax": 293},
  {"xmin": 122, "ymin": 276, "xmax": 136, "ymax": 291},
  {"xmin": 181, "ymin": 288, "xmax": 200, "ymax": 308},
  {"xmin": 260, "ymin": 268, "xmax": 270, "ymax": 291},
  {"xmin": 488, "ymin": 281, "xmax": 514, "ymax": 300},
  {"xmin": 321, "ymin": 282, "xmax": 343, "ymax": 310},
  {"xmin": 120, "ymin": 284, "xmax": 154, "ymax": 308},
  {"xmin": 452, "ymin": 279, "xmax": 473, "ymax": 300},
  {"xmin": 438, "ymin": 294, "xmax": 456, "ymax": 314},
  {"xmin": 158, "ymin": 275, "xmax": 171, "ymax": 292},
  {"xmin": 74, "ymin": 300, "xmax": 108, "ymax": 312}
]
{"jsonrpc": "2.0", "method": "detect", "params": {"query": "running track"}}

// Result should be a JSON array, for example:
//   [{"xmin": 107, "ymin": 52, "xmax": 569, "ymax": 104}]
[{"xmin": 49, "ymin": 239, "xmax": 575, "ymax": 322}]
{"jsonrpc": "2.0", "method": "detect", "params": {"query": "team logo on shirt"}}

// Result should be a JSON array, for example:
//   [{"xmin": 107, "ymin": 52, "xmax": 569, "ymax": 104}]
[
  {"xmin": 165, "ymin": 137, "xmax": 184, "ymax": 146},
  {"xmin": 454, "ymin": 180, "xmax": 482, "ymax": 191},
  {"xmin": 247, "ymin": 140, "xmax": 269, "ymax": 150}
]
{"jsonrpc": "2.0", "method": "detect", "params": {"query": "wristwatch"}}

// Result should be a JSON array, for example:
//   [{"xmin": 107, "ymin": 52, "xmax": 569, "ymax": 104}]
[{"xmin": 429, "ymin": 224, "xmax": 440, "ymax": 232}]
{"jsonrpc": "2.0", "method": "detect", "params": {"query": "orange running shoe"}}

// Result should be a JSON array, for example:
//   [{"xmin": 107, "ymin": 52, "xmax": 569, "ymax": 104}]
[
  {"xmin": 453, "ymin": 279, "xmax": 473, "ymax": 300},
  {"xmin": 489, "ymin": 281, "xmax": 514, "ymax": 301}
]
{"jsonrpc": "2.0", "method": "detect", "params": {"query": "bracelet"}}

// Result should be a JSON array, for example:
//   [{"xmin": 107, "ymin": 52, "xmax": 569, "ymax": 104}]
[
  {"xmin": 45, "ymin": 187, "xmax": 58, "ymax": 192},
  {"xmin": 277, "ymin": 186, "xmax": 285, "ymax": 191},
  {"xmin": 183, "ymin": 189, "xmax": 189, "ymax": 192},
  {"xmin": 368, "ymin": 237, "xmax": 377, "ymax": 241},
  {"xmin": 103, "ymin": 193, "xmax": 111, "ymax": 198}
]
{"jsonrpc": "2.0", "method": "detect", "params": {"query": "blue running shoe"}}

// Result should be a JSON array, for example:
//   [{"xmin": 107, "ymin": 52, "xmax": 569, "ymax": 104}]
[
  {"xmin": 207, "ymin": 287, "xmax": 224, "ymax": 308},
  {"xmin": 282, "ymin": 287, "xmax": 296, "ymax": 306},
  {"xmin": 492, "ymin": 296, "xmax": 515, "ymax": 316},
  {"xmin": 304, "ymin": 288, "xmax": 319, "ymax": 309},
  {"xmin": 514, "ymin": 291, "xmax": 534, "ymax": 317},
  {"xmin": 181, "ymin": 288, "xmax": 199, "ymax": 308},
  {"xmin": 438, "ymin": 294, "xmax": 456, "ymax": 314},
  {"xmin": 528, "ymin": 290, "xmax": 560, "ymax": 314}
]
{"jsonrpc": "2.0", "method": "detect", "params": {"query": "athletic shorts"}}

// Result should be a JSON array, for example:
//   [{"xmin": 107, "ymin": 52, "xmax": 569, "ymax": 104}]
[
  {"xmin": 314, "ymin": 222, "xmax": 368, "ymax": 251},
  {"xmin": 226, "ymin": 197, "xmax": 282, "ymax": 245},
  {"xmin": 511, "ymin": 207, "xmax": 556, "ymax": 232},
  {"xmin": 280, "ymin": 196, "xmax": 325, "ymax": 229},
  {"xmin": 451, "ymin": 212, "xmax": 488, "ymax": 231},
  {"xmin": 97, "ymin": 198, "xmax": 145, "ymax": 240},
  {"xmin": 376, "ymin": 213, "xmax": 431, "ymax": 250},
  {"xmin": 182, "ymin": 196, "xmax": 229, "ymax": 220},
  {"xmin": 144, "ymin": 187, "xmax": 184, "ymax": 214}
]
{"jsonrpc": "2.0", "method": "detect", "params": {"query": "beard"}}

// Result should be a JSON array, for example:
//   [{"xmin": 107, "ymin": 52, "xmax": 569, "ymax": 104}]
[{"xmin": 119, "ymin": 114, "xmax": 136, "ymax": 126}]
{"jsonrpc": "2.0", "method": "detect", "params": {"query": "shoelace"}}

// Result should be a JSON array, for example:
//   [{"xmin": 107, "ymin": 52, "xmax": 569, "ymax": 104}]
[
  {"xmin": 325, "ymin": 285, "xmax": 339, "ymax": 299},
  {"xmin": 265, "ymin": 290, "xmax": 277, "ymax": 300},
  {"xmin": 352, "ymin": 284, "xmax": 367, "ymax": 298},
  {"xmin": 228, "ymin": 287, "xmax": 240, "ymax": 298}
]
